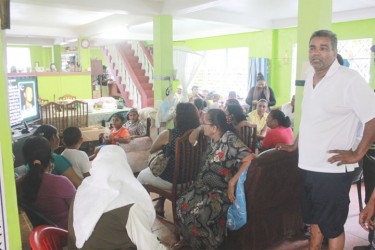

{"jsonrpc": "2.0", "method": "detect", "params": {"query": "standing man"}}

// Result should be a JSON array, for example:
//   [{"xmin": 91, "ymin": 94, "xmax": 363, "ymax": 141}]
[{"xmin": 279, "ymin": 30, "xmax": 375, "ymax": 249}]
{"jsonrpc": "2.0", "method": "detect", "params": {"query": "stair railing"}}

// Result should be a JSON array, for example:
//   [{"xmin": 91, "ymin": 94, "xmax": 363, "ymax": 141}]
[
  {"xmin": 105, "ymin": 45, "xmax": 142, "ymax": 108},
  {"xmin": 129, "ymin": 41, "xmax": 154, "ymax": 85}
]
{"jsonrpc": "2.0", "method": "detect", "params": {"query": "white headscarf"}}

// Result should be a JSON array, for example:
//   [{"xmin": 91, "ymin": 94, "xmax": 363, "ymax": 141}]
[{"xmin": 73, "ymin": 145, "xmax": 155, "ymax": 248}]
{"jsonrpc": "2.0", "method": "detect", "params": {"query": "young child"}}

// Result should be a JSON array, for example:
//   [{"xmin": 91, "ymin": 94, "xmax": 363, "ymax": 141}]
[
  {"xmin": 106, "ymin": 113, "xmax": 131, "ymax": 144},
  {"xmin": 124, "ymin": 108, "xmax": 146, "ymax": 139},
  {"xmin": 61, "ymin": 127, "xmax": 91, "ymax": 179}
]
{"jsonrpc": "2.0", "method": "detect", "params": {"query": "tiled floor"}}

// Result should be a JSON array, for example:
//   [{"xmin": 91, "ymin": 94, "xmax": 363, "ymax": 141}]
[
  {"xmin": 149, "ymin": 183, "xmax": 370, "ymax": 250},
  {"xmin": 19, "ymin": 182, "xmax": 370, "ymax": 249}
]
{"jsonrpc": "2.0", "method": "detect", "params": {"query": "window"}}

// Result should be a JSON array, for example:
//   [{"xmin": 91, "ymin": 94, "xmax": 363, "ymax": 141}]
[
  {"xmin": 7, "ymin": 47, "xmax": 31, "ymax": 73},
  {"xmin": 290, "ymin": 38, "xmax": 372, "ymax": 94},
  {"xmin": 192, "ymin": 48, "xmax": 249, "ymax": 98},
  {"xmin": 337, "ymin": 38, "xmax": 372, "ymax": 82}
]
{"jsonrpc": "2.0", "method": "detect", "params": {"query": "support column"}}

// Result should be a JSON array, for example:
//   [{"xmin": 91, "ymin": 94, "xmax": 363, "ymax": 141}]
[
  {"xmin": 53, "ymin": 45, "xmax": 62, "ymax": 71},
  {"xmin": 78, "ymin": 38, "xmax": 91, "ymax": 72},
  {"xmin": 294, "ymin": 0, "xmax": 332, "ymax": 134},
  {"xmin": 153, "ymin": 15, "xmax": 173, "ymax": 106},
  {"xmin": 0, "ymin": 30, "xmax": 22, "ymax": 249}
]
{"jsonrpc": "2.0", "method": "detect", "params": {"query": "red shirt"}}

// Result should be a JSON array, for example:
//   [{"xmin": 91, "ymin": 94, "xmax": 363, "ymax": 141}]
[{"xmin": 262, "ymin": 126, "xmax": 293, "ymax": 149}]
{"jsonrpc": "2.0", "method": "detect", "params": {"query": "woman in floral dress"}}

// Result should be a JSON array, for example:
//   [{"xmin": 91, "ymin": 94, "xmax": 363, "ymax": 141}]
[{"xmin": 175, "ymin": 109, "xmax": 254, "ymax": 249}]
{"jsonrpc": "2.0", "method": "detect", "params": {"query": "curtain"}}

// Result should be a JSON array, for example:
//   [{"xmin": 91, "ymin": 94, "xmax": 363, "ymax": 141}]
[
  {"xmin": 248, "ymin": 58, "xmax": 269, "ymax": 90},
  {"xmin": 173, "ymin": 46, "xmax": 204, "ymax": 102}
]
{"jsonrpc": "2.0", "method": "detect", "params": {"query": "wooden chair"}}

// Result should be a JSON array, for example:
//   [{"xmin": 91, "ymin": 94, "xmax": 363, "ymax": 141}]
[
  {"xmin": 58, "ymin": 94, "xmax": 76, "ymax": 101},
  {"xmin": 238, "ymin": 122, "xmax": 257, "ymax": 152},
  {"xmin": 29, "ymin": 225, "xmax": 68, "ymax": 250},
  {"xmin": 64, "ymin": 100, "xmax": 88, "ymax": 128},
  {"xmin": 40, "ymin": 102, "xmax": 66, "ymax": 134},
  {"xmin": 37, "ymin": 97, "xmax": 49, "ymax": 105},
  {"xmin": 143, "ymin": 129, "xmax": 208, "ymax": 224}
]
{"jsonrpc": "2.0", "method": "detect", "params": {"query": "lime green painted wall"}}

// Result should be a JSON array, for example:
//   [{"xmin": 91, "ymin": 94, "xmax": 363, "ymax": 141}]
[
  {"xmin": 53, "ymin": 45, "xmax": 62, "ymax": 71},
  {"xmin": 29, "ymin": 46, "xmax": 53, "ymax": 70},
  {"xmin": 90, "ymin": 48, "xmax": 106, "ymax": 64},
  {"xmin": 38, "ymin": 74, "xmax": 92, "ymax": 101},
  {"xmin": 0, "ymin": 31, "xmax": 22, "ymax": 249},
  {"xmin": 174, "ymin": 18, "xmax": 375, "ymax": 106}
]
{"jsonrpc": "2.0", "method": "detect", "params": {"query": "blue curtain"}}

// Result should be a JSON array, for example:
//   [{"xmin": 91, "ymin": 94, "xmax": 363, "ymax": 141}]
[{"xmin": 248, "ymin": 58, "xmax": 269, "ymax": 90}]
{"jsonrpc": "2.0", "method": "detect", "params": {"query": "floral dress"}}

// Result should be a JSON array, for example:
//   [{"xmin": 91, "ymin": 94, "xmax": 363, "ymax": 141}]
[{"xmin": 176, "ymin": 130, "xmax": 251, "ymax": 249}]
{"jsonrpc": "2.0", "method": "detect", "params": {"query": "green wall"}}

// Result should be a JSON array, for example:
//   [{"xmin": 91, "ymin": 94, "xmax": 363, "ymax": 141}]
[
  {"xmin": 38, "ymin": 73, "xmax": 92, "ymax": 101},
  {"xmin": 174, "ymin": 18, "xmax": 375, "ymax": 106}
]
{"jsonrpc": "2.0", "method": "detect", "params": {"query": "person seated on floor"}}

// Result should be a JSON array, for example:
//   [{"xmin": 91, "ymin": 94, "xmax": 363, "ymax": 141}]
[
  {"xmin": 261, "ymin": 109, "xmax": 293, "ymax": 151},
  {"xmin": 281, "ymin": 95, "xmax": 295, "ymax": 129},
  {"xmin": 124, "ymin": 108, "xmax": 147, "ymax": 139},
  {"xmin": 173, "ymin": 109, "xmax": 254, "ymax": 249},
  {"xmin": 247, "ymin": 99, "xmax": 269, "ymax": 140},
  {"xmin": 17, "ymin": 136, "xmax": 76, "ymax": 230},
  {"xmin": 61, "ymin": 127, "xmax": 91, "ymax": 179},
  {"xmin": 137, "ymin": 102, "xmax": 200, "ymax": 217},
  {"xmin": 33, "ymin": 125, "xmax": 81, "ymax": 188},
  {"xmin": 68, "ymin": 145, "xmax": 167, "ymax": 249}
]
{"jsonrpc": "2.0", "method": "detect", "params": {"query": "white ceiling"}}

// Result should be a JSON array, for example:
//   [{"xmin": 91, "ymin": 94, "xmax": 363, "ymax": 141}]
[{"xmin": 5, "ymin": 0, "xmax": 375, "ymax": 46}]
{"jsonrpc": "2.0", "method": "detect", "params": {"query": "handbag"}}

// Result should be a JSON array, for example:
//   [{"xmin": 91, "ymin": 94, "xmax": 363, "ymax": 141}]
[
  {"xmin": 227, "ymin": 167, "xmax": 248, "ymax": 231},
  {"xmin": 148, "ymin": 149, "xmax": 169, "ymax": 177},
  {"xmin": 147, "ymin": 129, "xmax": 171, "ymax": 177}
]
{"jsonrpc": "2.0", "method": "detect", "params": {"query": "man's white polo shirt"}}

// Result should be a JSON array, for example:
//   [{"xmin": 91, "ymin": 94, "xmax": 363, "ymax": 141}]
[{"xmin": 299, "ymin": 60, "xmax": 375, "ymax": 173}]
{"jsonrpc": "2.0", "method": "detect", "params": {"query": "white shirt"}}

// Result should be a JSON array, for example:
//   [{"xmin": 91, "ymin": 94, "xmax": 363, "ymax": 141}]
[
  {"xmin": 281, "ymin": 103, "xmax": 294, "ymax": 128},
  {"xmin": 61, "ymin": 148, "xmax": 91, "ymax": 178},
  {"xmin": 299, "ymin": 60, "xmax": 375, "ymax": 173}
]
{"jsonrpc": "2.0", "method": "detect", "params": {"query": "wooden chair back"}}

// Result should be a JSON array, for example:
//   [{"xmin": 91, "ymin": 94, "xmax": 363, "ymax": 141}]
[
  {"xmin": 143, "ymin": 129, "xmax": 208, "ymax": 224},
  {"xmin": 40, "ymin": 102, "xmax": 66, "ymax": 134},
  {"xmin": 238, "ymin": 122, "xmax": 257, "ymax": 152},
  {"xmin": 58, "ymin": 94, "xmax": 76, "ymax": 101},
  {"xmin": 38, "ymin": 97, "xmax": 49, "ymax": 105},
  {"xmin": 64, "ymin": 100, "xmax": 88, "ymax": 128}
]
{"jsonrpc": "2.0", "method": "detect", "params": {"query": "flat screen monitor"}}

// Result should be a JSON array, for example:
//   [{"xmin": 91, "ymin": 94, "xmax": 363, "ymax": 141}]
[{"xmin": 8, "ymin": 76, "xmax": 40, "ymax": 127}]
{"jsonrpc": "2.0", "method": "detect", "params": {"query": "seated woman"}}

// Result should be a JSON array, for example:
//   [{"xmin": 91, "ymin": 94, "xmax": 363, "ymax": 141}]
[
  {"xmin": 33, "ymin": 125, "xmax": 81, "ymax": 188},
  {"xmin": 225, "ymin": 104, "xmax": 252, "ymax": 131},
  {"xmin": 261, "ymin": 109, "xmax": 293, "ymax": 150},
  {"xmin": 137, "ymin": 102, "xmax": 200, "ymax": 216},
  {"xmin": 247, "ymin": 99, "xmax": 269, "ymax": 140},
  {"xmin": 68, "ymin": 145, "xmax": 167, "ymax": 249},
  {"xmin": 174, "ymin": 109, "xmax": 254, "ymax": 249},
  {"xmin": 124, "ymin": 108, "xmax": 147, "ymax": 139},
  {"xmin": 17, "ymin": 136, "xmax": 76, "ymax": 230}
]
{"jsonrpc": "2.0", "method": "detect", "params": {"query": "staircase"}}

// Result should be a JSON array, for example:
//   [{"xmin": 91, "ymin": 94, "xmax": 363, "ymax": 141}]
[{"xmin": 102, "ymin": 42, "xmax": 154, "ymax": 108}]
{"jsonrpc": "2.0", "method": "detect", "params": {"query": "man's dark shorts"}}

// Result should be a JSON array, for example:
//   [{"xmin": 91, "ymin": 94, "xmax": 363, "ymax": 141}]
[{"xmin": 300, "ymin": 169, "xmax": 354, "ymax": 238}]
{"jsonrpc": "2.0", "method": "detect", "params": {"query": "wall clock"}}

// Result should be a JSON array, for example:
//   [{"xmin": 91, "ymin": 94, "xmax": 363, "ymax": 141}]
[{"xmin": 81, "ymin": 39, "xmax": 90, "ymax": 48}]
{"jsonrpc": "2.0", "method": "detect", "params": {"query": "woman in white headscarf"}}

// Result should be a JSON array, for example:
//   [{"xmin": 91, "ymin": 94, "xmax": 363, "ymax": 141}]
[{"xmin": 68, "ymin": 145, "xmax": 167, "ymax": 249}]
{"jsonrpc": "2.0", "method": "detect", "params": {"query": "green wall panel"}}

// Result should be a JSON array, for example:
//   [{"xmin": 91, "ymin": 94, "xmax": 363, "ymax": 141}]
[{"xmin": 38, "ymin": 74, "xmax": 92, "ymax": 101}]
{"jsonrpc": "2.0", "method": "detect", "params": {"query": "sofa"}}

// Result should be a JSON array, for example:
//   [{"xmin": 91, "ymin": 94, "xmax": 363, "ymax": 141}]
[
  {"xmin": 223, "ymin": 148, "xmax": 303, "ymax": 249},
  {"xmin": 119, "ymin": 136, "xmax": 153, "ymax": 173}
]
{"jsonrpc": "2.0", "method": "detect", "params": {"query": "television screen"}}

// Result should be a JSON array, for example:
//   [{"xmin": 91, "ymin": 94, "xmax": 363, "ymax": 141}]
[{"xmin": 8, "ymin": 76, "xmax": 40, "ymax": 127}]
